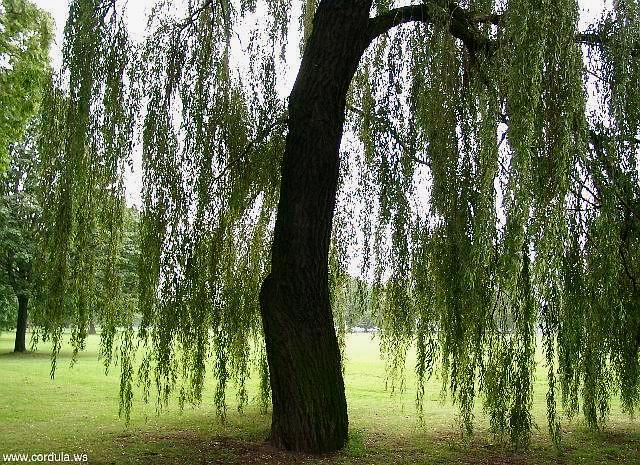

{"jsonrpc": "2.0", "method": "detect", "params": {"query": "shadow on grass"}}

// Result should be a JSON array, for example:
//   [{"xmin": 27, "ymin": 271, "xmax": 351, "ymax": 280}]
[
  {"xmin": 111, "ymin": 429, "xmax": 338, "ymax": 465},
  {"xmin": 0, "ymin": 332, "xmax": 103, "ymax": 360},
  {"xmin": 0, "ymin": 350, "xmax": 51, "ymax": 358},
  {"xmin": 102, "ymin": 425, "xmax": 640, "ymax": 465},
  {"xmin": 0, "ymin": 348, "xmax": 99, "ymax": 360}
]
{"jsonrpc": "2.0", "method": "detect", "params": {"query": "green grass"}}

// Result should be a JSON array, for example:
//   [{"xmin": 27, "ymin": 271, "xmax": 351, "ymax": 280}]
[{"xmin": 0, "ymin": 332, "xmax": 638, "ymax": 464}]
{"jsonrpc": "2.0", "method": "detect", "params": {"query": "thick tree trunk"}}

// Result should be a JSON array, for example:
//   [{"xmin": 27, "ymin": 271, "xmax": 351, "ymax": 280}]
[
  {"xmin": 88, "ymin": 320, "xmax": 96, "ymax": 335},
  {"xmin": 14, "ymin": 294, "xmax": 28, "ymax": 353},
  {"xmin": 259, "ymin": 0, "xmax": 372, "ymax": 453}
]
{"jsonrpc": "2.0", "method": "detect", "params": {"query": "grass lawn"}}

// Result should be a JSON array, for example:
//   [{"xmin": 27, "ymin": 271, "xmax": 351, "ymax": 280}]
[{"xmin": 0, "ymin": 331, "xmax": 639, "ymax": 464}]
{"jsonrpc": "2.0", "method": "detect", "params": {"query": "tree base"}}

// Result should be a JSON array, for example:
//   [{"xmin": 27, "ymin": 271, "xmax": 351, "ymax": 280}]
[{"xmin": 260, "ymin": 274, "xmax": 348, "ymax": 453}]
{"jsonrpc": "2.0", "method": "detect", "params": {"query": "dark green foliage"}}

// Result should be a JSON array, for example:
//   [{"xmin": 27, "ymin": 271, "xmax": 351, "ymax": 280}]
[{"xmin": 0, "ymin": 126, "xmax": 40, "ymax": 335}]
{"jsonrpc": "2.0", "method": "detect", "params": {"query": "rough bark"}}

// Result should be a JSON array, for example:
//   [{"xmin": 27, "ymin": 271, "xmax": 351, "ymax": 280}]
[
  {"xmin": 14, "ymin": 294, "xmax": 28, "ymax": 353},
  {"xmin": 259, "ymin": 0, "xmax": 372, "ymax": 453}
]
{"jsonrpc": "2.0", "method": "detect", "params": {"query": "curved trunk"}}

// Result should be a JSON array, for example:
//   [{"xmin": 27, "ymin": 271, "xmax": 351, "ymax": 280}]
[
  {"xmin": 259, "ymin": 0, "xmax": 372, "ymax": 453},
  {"xmin": 14, "ymin": 294, "xmax": 28, "ymax": 353}
]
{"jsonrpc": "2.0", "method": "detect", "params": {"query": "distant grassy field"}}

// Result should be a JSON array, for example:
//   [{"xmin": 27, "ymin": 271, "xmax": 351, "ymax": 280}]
[{"xmin": 0, "ymin": 332, "xmax": 638, "ymax": 464}]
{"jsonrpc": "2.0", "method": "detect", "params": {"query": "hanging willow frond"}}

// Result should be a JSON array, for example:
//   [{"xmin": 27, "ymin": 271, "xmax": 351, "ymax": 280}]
[{"xmin": 37, "ymin": 0, "xmax": 640, "ymax": 449}]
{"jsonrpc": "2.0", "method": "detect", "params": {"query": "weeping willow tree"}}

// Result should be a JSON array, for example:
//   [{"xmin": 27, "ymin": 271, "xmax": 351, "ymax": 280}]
[{"xmin": 36, "ymin": 0, "xmax": 639, "ymax": 454}]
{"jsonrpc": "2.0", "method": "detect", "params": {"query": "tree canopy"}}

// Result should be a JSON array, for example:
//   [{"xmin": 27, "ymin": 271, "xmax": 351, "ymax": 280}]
[
  {"xmin": 35, "ymin": 0, "xmax": 640, "ymax": 453},
  {"xmin": 1, "ymin": 124, "xmax": 39, "ymax": 299},
  {"xmin": 0, "ymin": 0, "xmax": 52, "ymax": 171},
  {"xmin": 0, "ymin": 120, "xmax": 42, "ymax": 352}
]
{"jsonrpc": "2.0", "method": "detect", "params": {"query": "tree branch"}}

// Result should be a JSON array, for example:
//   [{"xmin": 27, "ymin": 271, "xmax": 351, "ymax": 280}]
[
  {"xmin": 211, "ymin": 112, "xmax": 288, "ymax": 184},
  {"xmin": 369, "ymin": 4, "xmax": 639, "ymax": 58},
  {"xmin": 367, "ymin": 1, "xmax": 496, "ymax": 57},
  {"xmin": 472, "ymin": 13, "xmax": 502, "ymax": 26},
  {"xmin": 588, "ymin": 129, "xmax": 640, "ymax": 224},
  {"xmin": 576, "ymin": 32, "xmax": 604, "ymax": 48},
  {"xmin": 347, "ymin": 105, "xmax": 431, "ymax": 167},
  {"xmin": 175, "ymin": 0, "xmax": 214, "ymax": 35},
  {"xmin": 578, "ymin": 31, "xmax": 640, "ymax": 57}
]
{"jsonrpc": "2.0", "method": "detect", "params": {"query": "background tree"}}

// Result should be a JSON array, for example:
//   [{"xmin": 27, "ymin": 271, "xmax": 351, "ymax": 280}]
[
  {"xmin": 0, "ymin": 285, "xmax": 17, "ymax": 333},
  {"xmin": 0, "ymin": 0, "xmax": 51, "ymax": 349},
  {"xmin": 92, "ymin": 205, "xmax": 139, "ymax": 335},
  {"xmin": 36, "ymin": 0, "xmax": 640, "ymax": 454},
  {"xmin": 0, "ymin": 124, "xmax": 40, "ymax": 352},
  {"xmin": 332, "ymin": 275, "xmax": 377, "ymax": 332},
  {"xmin": 0, "ymin": 0, "xmax": 52, "ymax": 171}
]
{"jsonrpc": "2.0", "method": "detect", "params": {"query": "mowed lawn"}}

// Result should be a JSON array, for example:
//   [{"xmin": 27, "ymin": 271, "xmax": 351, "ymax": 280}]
[{"xmin": 1, "ymin": 332, "xmax": 639, "ymax": 464}]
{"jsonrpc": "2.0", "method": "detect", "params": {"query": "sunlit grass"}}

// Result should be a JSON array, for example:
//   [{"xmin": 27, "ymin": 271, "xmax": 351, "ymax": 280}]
[{"xmin": 0, "ymin": 331, "xmax": 638, "ymax": 464}]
